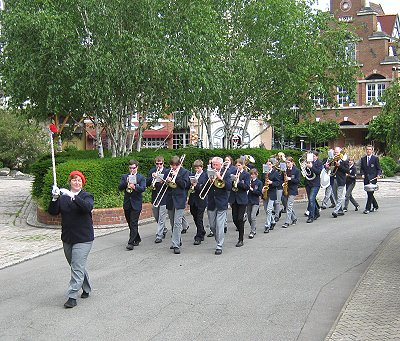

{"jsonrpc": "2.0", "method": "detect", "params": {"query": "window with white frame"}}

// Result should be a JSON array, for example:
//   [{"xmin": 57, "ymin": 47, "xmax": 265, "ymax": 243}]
[
  {"xmin": 337, "ymin": 87, "xmax": 348, "ymax": 106},
  {"xmin": 366, "ymin": 83, "xmax": 386, "ymax": 104},
  {"xmin": 0, "ymin": 0, "xmax": 4, "ymax": 10},
  {"xmin": 312, "ymin": 95, "xmax": 327, "ymax": 107},
  {"xmin": 345, "ymin": 42, "xmax": 356, "ymax": 61},
  {"xmin": 142, "ymin": 137, "xmax": 166, "ymax": 149},
  {"xmin": 173, "ymin": 133, "xmax": 190, "ymax": 149}
]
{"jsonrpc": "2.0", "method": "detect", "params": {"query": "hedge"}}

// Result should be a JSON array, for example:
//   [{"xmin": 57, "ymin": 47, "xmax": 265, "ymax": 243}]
[
  {"xmin": 380, "ymin": 156, "xmax": 400, "ymax": 178},
  {"xmin": 35, "ymin": 148, "xmax": 304, "ymax": 209}
]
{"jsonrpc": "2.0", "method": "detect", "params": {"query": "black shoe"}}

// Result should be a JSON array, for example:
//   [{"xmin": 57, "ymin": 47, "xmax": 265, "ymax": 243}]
[
  {"xmin": 126, "ymin": 244, "xmax": 134, "ymax": 250},
  {"xmin": 236, "ymin": 240, "xmax": 244, "ymax": 247},
  {"xmin": 321, "ymin": 206, "xmax": 327, "ymax": 210},
  {"xmin": 329, "ymin": 204, "xmax": 335, "ymax": 208},
  {"xmin": 193, "ymin": 240, "xmax": 201, "ymax": 245},
  {"xmin": 337, "ymin": 211, "xmax": 344, "ymax": 216},
  {"xmin": 306, "ymin": 218, "xmax": 313, "ymax": 223},
  {"xmin": 81, "ymin": 291, "xmax": 89, "ymax": 299},
  {"xmin": 224, "ymin": 227, "xmax": 227, "ymax": 233},
  {"xmin": 162, "ymin": 228, "xmax": 168, "ymax": 238},
  {"xmin": 215, "ymin": 249, "xmax": 222, "ymax": 255},
  {"xmin": 371, "ymin": 207, "xmax": 378, "ymax": 212},
  {"xmin": 315, "ymin": 213, "xmax": 320, "ymax": 220},
  {"xmin": 173, "ymin": 247, "xmax": 180, "ymax": 254},
  {"xmin": 282, "ymin": 223, "xmax": 289, "ymax": 228},
  {"xmin": 355, "ymin": 206, "xmax": 359, "ymax": 211},
  {"xmin": 181, "ymin": 228, "xmax": 187, "ymax": 234},
  {"xmin": 132, "ymin": 241, "xmax": 140, "ymax": 246},
  {"xmin": 155, "ymin": 238, "xmax": 162, "ymax": 244},
  {"xmin": 292, "ymin": 219, "xmax": 297, "ymax": 225},
  {"xmin": 64, "ymin": 298, "xmax": 77, "ymax": 308},
  {"xmin": 343, "ymin": 208, "xmax": 348, "ymax": 212},
  {"xmin": 207, "ymin": 231, "xmax": 214, "ymax": 237},
  {"xmin": 270, "ymin": 223, "xmax": 275, "ymax": 230},
  {"xmin": 274, "ymin": 216, "xmax": 279, "ymax": 222},
  {"xmin": 249, "ymin": 232, "xmax": 255, "ymax": 239},
  {"xmin": 264, "ymin": 228, "xmax": 270, "ymax": 233},
  {"xmin": 363, "ymin": 209, "xmax": 369, "ymax": 214},
  {"xmin": 332, "ymin": 212, "xmax": 338, "ymax": 218},
  {"xmin": 279, "ymin": 210, "xmax": 283, "ymax": 218}
]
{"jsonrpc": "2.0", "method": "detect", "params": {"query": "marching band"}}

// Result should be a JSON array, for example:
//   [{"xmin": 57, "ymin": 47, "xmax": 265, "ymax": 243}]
[{"xmin": 118, "ymin": 145, "xmax": 381, "ymax": 255}]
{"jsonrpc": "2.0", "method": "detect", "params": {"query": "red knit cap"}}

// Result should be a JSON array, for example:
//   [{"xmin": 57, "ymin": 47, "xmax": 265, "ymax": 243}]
[{"xmin": 69, "ymin": 170, "xmax": 86, "ymax": 185}]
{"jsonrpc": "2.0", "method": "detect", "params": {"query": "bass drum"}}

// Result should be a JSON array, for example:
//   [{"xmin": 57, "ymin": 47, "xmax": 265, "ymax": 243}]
[{"xmin": 320, "ymin": 169, "xmax": 330, "ymax": 189}]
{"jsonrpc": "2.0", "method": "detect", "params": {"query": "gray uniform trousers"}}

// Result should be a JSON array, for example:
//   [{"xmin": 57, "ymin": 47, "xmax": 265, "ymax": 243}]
[
  {"xmin": 274, "ymin": 189, "xmax": 283, "ymax": 216},
  {"xmin": 152, "ymin": 204, "xmax": 167, "ymax": 239},
  {"xmin": 63, "ymin": 241, "xmax": 92, "ymax": 299},
  {"xmin": 322, "ymin": 185, "xmax": 336, "ymax": 208},
  {"xmin": 284, "ymin": 195, "xmax": 297, "ymax": 225},
  {"xmin": 208, "ymin": 209, "xmax": 226, "ymax": 250},
  {"xmin": 344, "ymin": 182, "xmax": 359, "ymax": 209},
  {"xmin": 333, "ymin": 185, "xmax": 345, "ymax": 213},
  {"xmin": 264, "ymin": 198, "xmax": 275, "ymax": 229},
  {"xmin": 246, "ymin": 204, "xmax": 259, "ymax": 233},
  {"xmin": 168, "ymin": 208, "xmax": 184, "ymax": 248}
]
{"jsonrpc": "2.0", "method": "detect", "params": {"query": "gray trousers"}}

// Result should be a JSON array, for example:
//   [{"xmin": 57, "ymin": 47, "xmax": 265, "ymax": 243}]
[
  {"xmin": 274, "ymin": 189, "xmax": 283, "ymax": 214},
  {"xmin": 285, "ymin": 195, "xmax": 297, "ymax": 225},
  {"xmin": 246, "ymin": 204, "xmax": 259, "ymax": 233},
  {"xmin": 168, "ymin": 208, "xmax": 184, "ymax": 248},
  {"xmin": 333, "ymin": 185, "xmax": 345, "ymax": 213},
  {"xmin": 264, "ymin": 199, "xmax": 275, "ymax": 229},
  {"xmin": 63, "ymin": 241, "xmax": 92, "ymax": 299},
  {"xmin": 208, "ymin": 209, "xmax": 226, "ymax": 250},
  {"xmin": 152, "ymin": 204, "xmax": 167, "ymax": 239},
  {"xmin": 322, "ymin": 185, "xmax": 336, "ymax": 207},
  {"xmin": 344, "ymin": 182, "xmax": 359, "ymax": 209}
]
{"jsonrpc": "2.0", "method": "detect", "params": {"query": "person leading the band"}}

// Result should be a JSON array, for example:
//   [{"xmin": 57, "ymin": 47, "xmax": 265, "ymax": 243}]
[{"xmin": 48, "ymin": 170, "xmax": 94, "ymax": 309}]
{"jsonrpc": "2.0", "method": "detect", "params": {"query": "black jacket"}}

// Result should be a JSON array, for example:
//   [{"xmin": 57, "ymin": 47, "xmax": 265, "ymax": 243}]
[
  {"xmin": 360, "ymin": 155, "xmax": 382, "ymax": 185},
  {"xmin": 333, "ymin": 160, "xmax": 350, "ymax": 187},
  {"xmin": 48, "ymin": 190, "xmax": 94, "ymax": 244},
  {"xmin": 118, "ymin": 173, "xmax": 146, "ymax": 211},
  {"xmin": 286, "ymin": 166, "xmax": 300, "ymax": 196},
  {"xmin": 261, "ymin": 169, "xmax": 281, "ymax": 201}
]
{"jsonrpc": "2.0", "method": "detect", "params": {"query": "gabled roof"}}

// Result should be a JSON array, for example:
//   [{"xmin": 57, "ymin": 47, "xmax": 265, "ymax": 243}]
[
  {"xmin": 377, "ymin": 15, "xmax": 397, "ymax": 37},
  {"xmin": 370, "ymin": 2, "xmax": 384, "ymax": 15}
]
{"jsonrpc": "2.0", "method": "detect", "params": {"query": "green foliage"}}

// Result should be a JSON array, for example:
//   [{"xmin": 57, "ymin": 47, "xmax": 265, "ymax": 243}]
[
  {"xmin": 0, "ymin": 109, "xmax": 48, "ymax": 171},
  {"xmin": 367, "ymin": 79, "xmax": 400, "ymax": 158},
  {"xmin": 37, "ymin": 148, "xmax": 304, "ymax": 209},
  {"xmin": 380, "ymin": 156, "xmax": 399, "ymax": 178},
  {"xmin": 285, "ymin": 120, "xmax": 342, "ymax": 145}
]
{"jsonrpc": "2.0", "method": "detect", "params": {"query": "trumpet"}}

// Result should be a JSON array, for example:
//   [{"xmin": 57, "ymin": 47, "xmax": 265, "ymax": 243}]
[
  {"xmin": 150, "ymin": 167, "xmax": 161, "ymax": 190},
  {"xmin": 153, "ymin": 155, "xmax": 185, "ymax": 208},
  {"xmin": 231, "ymin": 169, "xmax": 240, "ymax": 192},
  {"xmin": 327, "ymin": 153, "xmax": 344, "ymax": 176},
  {"xmin": 126, "ymin": 173, "xmax": 137, "ymax": 193},
  {"xmin": 199, "ymin": 162, "xmax": 229, "ymax": 200}
]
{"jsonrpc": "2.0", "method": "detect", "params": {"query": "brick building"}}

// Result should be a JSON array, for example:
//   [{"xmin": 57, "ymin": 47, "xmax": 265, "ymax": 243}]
[{"xmin": 317, "ymin": 0, "xmax": 399, "ymax": 149}]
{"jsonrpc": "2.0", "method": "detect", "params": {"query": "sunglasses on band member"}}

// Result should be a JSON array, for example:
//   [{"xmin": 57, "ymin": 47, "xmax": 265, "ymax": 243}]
[{"xmin": 155, "ymin": 162, "xmax": 163, "ymax": 165}]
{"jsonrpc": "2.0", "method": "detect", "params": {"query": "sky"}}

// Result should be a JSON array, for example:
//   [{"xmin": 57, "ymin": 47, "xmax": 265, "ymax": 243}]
[{"xmin": 313, "ymin": 0, "xmax": 400, "ymax": 15}]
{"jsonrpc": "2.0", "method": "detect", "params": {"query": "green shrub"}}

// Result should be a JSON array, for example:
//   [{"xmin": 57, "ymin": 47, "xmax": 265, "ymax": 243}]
[
  {"xmin": 38, "ymin": 148, "xmax": 304, "ymax": 209},
  {"xmin": 380, "ymin": 156, "xmax": 398, "ymax": 178}
]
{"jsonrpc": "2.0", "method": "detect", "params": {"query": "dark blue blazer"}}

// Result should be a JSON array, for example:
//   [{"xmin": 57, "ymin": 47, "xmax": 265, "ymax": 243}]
[
  {"xmin": 227, "ymin": 164, "xmax": 236, "ymax": 175},
  {"xmin": 118, "ymin": 173, "xmax": 146, "ymax": 211},
  {"xmin": 346, "ymin": 164, "xmax": 357, "ymax": 186},
  {"xmin": 360, "ymin": 155, "xmax": 382, "ymax": 185},
  {"xmin": 287, "ymin": 166, "xmax": 300, "ymax": 196},
  {"xmin": 229, "ymin": 170, "xmax": 250, "ymax": 205},
  {"xmin": 304, "ymin": 159, "xmax": 323, "ymax": 188},
  {"xmin": 248, "ymin": 178, "xmax": 263, "ymax": 205},
  {"xmin": 166, "ymin": 167, "xmax": 190, "ymax": 210},
  {"xmin": 48, "ymin": 190, "xmax": 94, "ymax": 244},
  {"xmin": 333, "ymin": 160, "xmax": 349, "ymax": 187},
  {"xmin": 146, "ymin": 166, "xmax": 170, "ymax": 205},
  {"xmin": 207, "ymin": 170, "xmax": 232, "ymax": 211},
  {"xmin": 261, "ymin": 169, "xmax": 282, "ymax": 201},
  {"xmin": 188, "ymin": 171, "xmax": 208, "ymax": 210}
]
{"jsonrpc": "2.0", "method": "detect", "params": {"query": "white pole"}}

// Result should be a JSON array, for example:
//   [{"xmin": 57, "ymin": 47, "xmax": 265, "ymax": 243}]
[{"xmin": 49, "ymin": 130, "xmax": 57, "ymax": 187}]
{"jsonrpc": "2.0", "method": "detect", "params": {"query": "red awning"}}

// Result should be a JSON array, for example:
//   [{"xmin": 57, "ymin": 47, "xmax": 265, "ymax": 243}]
[{"xmin": 142, "ymin": 130, "xmax": 171, "ymax": 138}]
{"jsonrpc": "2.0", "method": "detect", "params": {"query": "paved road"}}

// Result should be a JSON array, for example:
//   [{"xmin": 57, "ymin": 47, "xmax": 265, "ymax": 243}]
[{"xmin": 1, "ymin": 176, "xmax": 399, "ymax": 340}]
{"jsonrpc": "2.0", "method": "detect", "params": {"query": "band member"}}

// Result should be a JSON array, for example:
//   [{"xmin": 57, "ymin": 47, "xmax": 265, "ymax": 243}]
[
  {"xmin": 207, "ymin": 157, "xmax": 232, "ymax": 255},
  {"xmin": 166, "ymin": 156, "xmax": 190, "ymax": 254},
  {"xmin": 229, "ymin": 158, "xmax": 250, "ymax": 247},
  {"xmin": 223, "ymin": 155, "xmax": 236, "ymax": 233},
  {"xmin": 206, "ymin": 157, "xmax": 215, "ymax": 238},
  {"xmin": 330, "ymin": 147, "xmax": 349, "ymax": 218},
  {"xmin": 147, "ymin": 156, "xmax": 170, "ymax": 243},
  {"xmin": 321, "ymin": 149, "xmax": 337, "ymax": 210},
  {"xmin": 188, "ymin": 160, "xmax": 208, "ymax": 245},
  {"xmin": 261, "ymin": 159, "xmax": 282, "ymax": 233},
  {"xmin": 247, "ymin": 168, "xmax": 262, "ymax": 238},
  {"xmin": 305, "ymin": 151, "xmax": 323, "ymax": 223},
  {"xmin": 360, "ymin": 145, "xmax": 382, "ymax": 214},
  {"xmin": 48, "ymin": 170, "xmax": 94, "ymax": 308},
  {"xmin": 282, "ymin": 157, "xmax": 300, "ymax": 228},
  {"xmin": 118, "ymin": 160, "xmax": 146, "ymax": 250},
  {"xmin": 343, "ymin": 157, "xmax": 360, "ymax": 212}
]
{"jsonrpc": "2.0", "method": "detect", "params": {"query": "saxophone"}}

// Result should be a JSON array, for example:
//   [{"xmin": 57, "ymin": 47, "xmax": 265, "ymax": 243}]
[
  {"xmin": 262, "ymin": 172, "xmax": 269, "ymax": 200},
  {"xmin": 283, "ymin": 169, "xmax": 290, "ymax": 197}
]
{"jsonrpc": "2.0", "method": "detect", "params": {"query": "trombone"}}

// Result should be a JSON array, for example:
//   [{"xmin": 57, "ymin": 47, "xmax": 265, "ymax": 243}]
[
  {"xmin": 199, "ymin": 162, "xmax": 229, "ymax": 200},
  {"xmin": 153, "ymin": 155, "xmax": 185, "ymax": 208},
  {"xmin": 150, "ymin": 167, "xmax": 162, "ymax": 190}
]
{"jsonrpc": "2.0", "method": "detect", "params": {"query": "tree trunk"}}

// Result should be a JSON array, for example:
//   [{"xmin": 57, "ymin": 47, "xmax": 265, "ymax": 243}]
[{"xmin": 95, "ymin": 115, "xmax": 104, "ymax": 158}]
